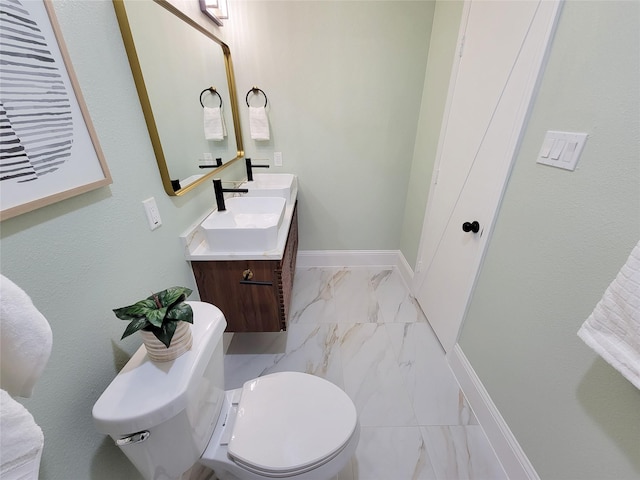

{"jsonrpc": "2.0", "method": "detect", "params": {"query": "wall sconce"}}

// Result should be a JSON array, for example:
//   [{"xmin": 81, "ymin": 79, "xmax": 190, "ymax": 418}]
[{"xmin": 199, "ymin": 0, "xmax": 228, "ymax": 26}]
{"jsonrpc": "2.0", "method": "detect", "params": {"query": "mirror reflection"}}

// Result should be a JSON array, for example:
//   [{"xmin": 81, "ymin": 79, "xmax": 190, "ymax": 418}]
[{"xmin": 113, "ymin": 0, "xmax": 243, "ymax": 195}]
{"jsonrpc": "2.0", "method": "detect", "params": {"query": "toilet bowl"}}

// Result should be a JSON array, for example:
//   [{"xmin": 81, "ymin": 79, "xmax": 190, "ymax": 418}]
[{"xmin": 92, "ymin": 302, "xmax": 359, "ymax": 480}]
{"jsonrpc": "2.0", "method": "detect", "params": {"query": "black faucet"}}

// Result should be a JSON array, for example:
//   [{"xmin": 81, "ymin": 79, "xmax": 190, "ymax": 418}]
[
  {"xmin": 245, "ymin": 157, "xmax": 270, "ymax": 181},
  {"xmin": 199, "ymin": 158, "xmax": 223, "ymax": 168},
  {"xmin": 213, "ymin": 178, "xmax": 248, "ymax": 211}
]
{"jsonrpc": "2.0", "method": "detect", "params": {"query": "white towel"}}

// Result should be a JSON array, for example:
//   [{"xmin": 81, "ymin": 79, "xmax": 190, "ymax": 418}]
[
  {"xmin": 0, "ymin": 275, "xmax": 53, "ymax": 398},
  {"xmin": 0, "ymin": 389, "xmax": 44, "ymax": 480},
  {"xmin": 578, "ymin": 240, "xmax": 640, "ymax": 390},
  {"xmin": 249, "ymin": 106, "xmax": 270, "ymax": 141},
  {"xmin": 203, "ymin": 106, "xmax": 226, "ymax": 141}
]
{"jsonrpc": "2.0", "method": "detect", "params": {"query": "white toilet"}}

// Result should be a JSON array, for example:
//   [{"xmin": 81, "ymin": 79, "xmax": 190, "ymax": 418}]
[{"xmin": 92, "ymin": 302, "xmax": 359, "ymax": 480}]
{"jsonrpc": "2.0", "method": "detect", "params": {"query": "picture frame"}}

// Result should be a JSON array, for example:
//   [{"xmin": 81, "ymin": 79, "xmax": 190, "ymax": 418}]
[{"xmin": 0, "ymin": 0, "xmax": 112, "ymax": 221}]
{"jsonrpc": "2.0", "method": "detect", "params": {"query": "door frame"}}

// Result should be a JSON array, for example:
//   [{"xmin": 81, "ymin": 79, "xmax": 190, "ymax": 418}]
[{"xmin": 411, "ymin": 0, "xmax": 563, "ymax": 351}]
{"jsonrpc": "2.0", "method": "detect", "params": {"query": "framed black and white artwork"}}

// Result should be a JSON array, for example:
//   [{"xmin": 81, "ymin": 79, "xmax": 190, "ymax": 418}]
[{"xmin": 0, "ymin": 0, "xmax": 111, "ymax": 220}]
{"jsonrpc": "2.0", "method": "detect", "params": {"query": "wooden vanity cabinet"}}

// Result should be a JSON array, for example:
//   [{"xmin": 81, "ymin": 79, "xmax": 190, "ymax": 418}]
[{"xmin": 191, "ymin": 204, "xmax": 298, "ymax": 332}]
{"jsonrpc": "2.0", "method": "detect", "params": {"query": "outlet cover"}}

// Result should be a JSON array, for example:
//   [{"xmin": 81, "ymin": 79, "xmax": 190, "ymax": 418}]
[{"xmin": 143, "ymin": 197, "xmax": 162, "ymax": 230}]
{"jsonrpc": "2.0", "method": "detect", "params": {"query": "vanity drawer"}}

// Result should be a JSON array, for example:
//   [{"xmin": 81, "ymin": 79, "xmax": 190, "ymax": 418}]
[{"xmin": 192, "ymin": 259, "xmax": 281, "ymax": 332}]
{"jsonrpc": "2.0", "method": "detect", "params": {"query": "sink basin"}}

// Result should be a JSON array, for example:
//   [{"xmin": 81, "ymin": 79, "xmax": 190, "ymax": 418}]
[
  {"xmin": 243, "ymin": 174, "xmax": 297, "ymax": 204},
  {"xmin": 200, "ymin": 196, "xmax": 286, "ymax": 252}
]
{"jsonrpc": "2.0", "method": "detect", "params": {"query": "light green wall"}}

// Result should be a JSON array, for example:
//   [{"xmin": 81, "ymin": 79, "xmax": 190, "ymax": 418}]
[
  {"xmin": 0, "ymin": 1, "xmax": 242, "ymax": 478},
  {"xmin": 0, "ymin": 1, "xmax": 434, "ymax": 479},
  {"xmin": 400, "ymin": 0, "xmax": 463, "ymax": 268},
  {"xmin": 224, "ymin": 0, "xmax": 435, "ymax": 251},
  {"xmin": 459, "ymin": 2, "xmax": 640, "ymax": 479}
]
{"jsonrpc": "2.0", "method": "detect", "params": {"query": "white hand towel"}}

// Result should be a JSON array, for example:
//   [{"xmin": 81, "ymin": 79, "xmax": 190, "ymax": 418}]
[
  {"xmin": 578, "ymin": 240, "xmax": 640, "ymax": 390},
  {"xmin": 0, "ymin": 389, "xmax": 44, "ymax": 480},
  {"xmin": 249, "ymin": 106, "xmax": 270, "ymax": 141},
  {"xmin": 203, "ymin": 106, "xmax": 226, "ymax": 141},
  {"xmin": 0, "ymin": 275, "xmax": 53, "ymax": 398}
]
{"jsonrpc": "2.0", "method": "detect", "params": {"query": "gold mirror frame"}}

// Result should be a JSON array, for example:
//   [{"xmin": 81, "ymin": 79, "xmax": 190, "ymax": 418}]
[{"xmin": 112, "ymin": 0, "xmax": 244, "ymax": 196}]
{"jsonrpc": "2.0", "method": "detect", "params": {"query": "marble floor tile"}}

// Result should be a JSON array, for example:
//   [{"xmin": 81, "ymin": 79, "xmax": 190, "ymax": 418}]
[
  {"xmin": 225, "ymin": 331, "xmax": 288, "ymax": 355},
  {"xmin": 394, "ymin": 294, "xmax": 430, "ymax": 324},
  {"xmin": 289, "ymin": 267, "xmax": 338, "ymax": 324},
  {"xmin": 335, "ymin": 459, "xmax": 355, "ymax": 480},
  {"xmin": 386, "ymin": 322, "xmax": 477, "ymax": 426},
  {"xmin": 353, "ymin": 427, "xmax": 437, "ymax": 480},
  {"xmin": 331, "ymin": 268, "xmax": 384, "ymax": 323},
  {"xmin": 216, "ymin": 267, "xmax": 504, "ymax": 480},
  {"xmin": 224, "ymin": 351, "xmax": 283, "ymax": 390},
  {"xmin": 337, "ymin": 323, "xmax": 417, "ymax": 427},
  {"xmin": 421, "ymin": 426, "xmax": 507, "ymax": 480},
  {"xmin": 371, "ymin": 268, "xmax": 425, "ymax": 324},
  {"xmin": 181, "ymin": 463, "xmax": 216, "ymax": 480},
  {"xmin": 261, "ymin": 323, "xmax": 345, "ymax": 389}
]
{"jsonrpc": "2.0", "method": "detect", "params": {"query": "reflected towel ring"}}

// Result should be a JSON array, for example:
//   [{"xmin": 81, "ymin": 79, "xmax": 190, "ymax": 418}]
[
  {"xmin": 200, "ymin": 87, "xmax": 222, "ymax": 108},
  {"xmin": 245, "ymin": 87, "xmax": 268, "ymax": 108}
]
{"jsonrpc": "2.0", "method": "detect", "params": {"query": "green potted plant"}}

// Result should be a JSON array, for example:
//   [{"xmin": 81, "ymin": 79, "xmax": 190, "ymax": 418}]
[{"xmin": 113, "ymin": 286, "xmax": 194, "ymax": 362}]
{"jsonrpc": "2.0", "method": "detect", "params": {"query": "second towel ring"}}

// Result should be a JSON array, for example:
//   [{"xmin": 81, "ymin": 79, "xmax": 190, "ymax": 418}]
[
  {"xmin": 245, "ymin": 87, "xmax": 268, "ymax": 108},
  {"xmin": 200, "ymin": 87, "xmax": 222, "ymax": 108}
]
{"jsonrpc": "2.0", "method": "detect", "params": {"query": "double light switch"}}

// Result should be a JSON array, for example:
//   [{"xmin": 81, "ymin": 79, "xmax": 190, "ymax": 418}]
[{"xmin": 537, "ymin": 131, "xmax": 588, "ymax": 171}]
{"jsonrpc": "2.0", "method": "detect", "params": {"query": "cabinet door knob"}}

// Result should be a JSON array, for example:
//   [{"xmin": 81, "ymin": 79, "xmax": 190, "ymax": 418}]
[{"xmin": 462, "ymin": 221, "xmax": 480, "ymax": 233}]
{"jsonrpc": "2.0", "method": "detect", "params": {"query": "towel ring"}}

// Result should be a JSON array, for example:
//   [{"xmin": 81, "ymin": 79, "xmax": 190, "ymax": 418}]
[
  {"xmin": 200, "ymin": 87, "xmax": 222, "ymax": 108},
  {"xmin": 245, "ymin": 87, "xmax": 268, "ymax": 108}
]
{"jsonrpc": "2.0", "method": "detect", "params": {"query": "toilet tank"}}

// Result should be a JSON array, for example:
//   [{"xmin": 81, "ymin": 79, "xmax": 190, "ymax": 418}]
[{"xmin": 92, "ymin": 302, "xmax": 227, "ymax": 480}]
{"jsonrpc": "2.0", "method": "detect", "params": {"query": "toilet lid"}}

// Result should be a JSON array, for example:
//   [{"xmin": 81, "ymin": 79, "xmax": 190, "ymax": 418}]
[{"xmin": 228, "ymin": 372, "xmax": 357, "ymax": 476}]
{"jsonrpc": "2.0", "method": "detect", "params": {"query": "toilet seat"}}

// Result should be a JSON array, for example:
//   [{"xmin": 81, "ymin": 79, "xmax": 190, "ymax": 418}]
[{"xmin": 227, "ymin": 372, "xmax": 357, "ymax": 477}]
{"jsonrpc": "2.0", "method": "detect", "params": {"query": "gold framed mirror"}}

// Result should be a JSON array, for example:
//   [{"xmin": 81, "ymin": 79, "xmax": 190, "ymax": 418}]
[{"xmin": 112, "ymin": 0, "xmax": 243, "ymax": 196}]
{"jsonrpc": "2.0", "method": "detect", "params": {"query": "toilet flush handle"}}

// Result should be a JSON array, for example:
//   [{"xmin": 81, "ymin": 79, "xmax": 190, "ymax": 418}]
[{"xmin": 115, "ymin": 430, "xmax": 150, "ymax": 447}]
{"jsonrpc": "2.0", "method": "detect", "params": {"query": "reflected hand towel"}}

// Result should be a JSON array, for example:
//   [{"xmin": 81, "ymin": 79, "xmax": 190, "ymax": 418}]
[
  {"xmin": 204, "ymin": 106, "xmax": 226, "ymax": 141},
  {"xmin": 249, "ymin": 106, "xmax": 270, "ymax": 141}
]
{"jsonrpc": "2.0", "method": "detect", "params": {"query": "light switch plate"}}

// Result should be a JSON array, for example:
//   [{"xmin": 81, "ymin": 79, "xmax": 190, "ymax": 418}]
[{"xmin": 537, "ymin": 131, "xmax": 588, "ymax": 171}]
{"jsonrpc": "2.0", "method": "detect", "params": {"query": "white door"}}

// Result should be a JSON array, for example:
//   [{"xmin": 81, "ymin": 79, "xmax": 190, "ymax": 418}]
[{"xmin": 412, "ymin": 0, "xmax": 561, "ymax": 352}]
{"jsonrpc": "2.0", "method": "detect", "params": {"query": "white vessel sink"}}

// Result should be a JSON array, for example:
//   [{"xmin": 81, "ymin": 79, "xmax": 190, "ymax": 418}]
[
  {"xmin": 243, "ymin": 174, "xmax": 297, "ymax": 205},
  {"xmin": 200, "ymin": 196, "xmax": 286, "ymax": 252}
]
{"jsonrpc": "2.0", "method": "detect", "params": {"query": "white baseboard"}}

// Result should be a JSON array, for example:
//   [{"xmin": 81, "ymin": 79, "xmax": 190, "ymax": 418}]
[
  {"xmin": 296, "ymin": 250, "xmax": 414, "ymax": 286},
  {"xmin": 448, "ymin": 345, "xmax": 540, "ymax": 480},
  {"xmin": 395, "ymin": 251, "xmax": 414, "ymax": 290}
]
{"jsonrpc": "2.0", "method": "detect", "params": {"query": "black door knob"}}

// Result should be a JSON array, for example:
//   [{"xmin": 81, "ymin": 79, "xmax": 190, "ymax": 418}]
[{"xmin": 462, "ymin": 221, "xmax": 480, "ymax": 233}]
